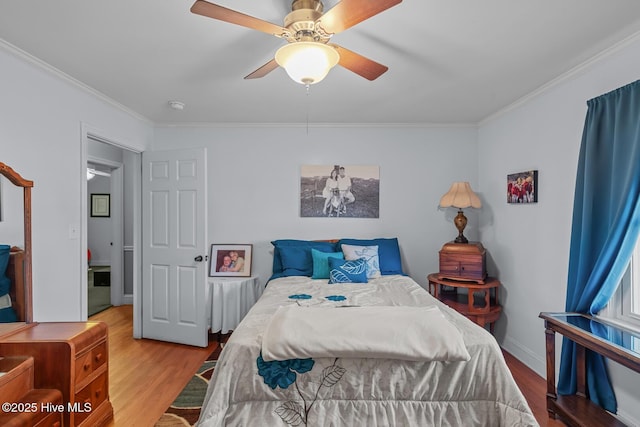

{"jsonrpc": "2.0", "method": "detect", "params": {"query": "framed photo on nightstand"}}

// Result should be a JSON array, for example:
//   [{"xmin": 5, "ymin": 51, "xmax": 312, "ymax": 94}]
[{"xmin": 209, "ymin": 244, "xmax": 253, "ymax": 277}]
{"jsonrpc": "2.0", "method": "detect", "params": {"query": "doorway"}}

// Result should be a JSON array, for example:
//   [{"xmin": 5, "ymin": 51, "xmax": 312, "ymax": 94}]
[
  {"xmin": 82, "ymin": 129, "xmax": 141, "ymax": 334},
  {"xmin": 87, "ymin": 161, "xmax": 115, "ymax": 316}
]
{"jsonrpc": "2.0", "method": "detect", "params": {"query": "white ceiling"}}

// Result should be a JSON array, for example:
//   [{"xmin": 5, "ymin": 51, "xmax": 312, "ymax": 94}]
[{"xmin": 2, "ymin": 0, "xmax": 640, "ymax": 125}]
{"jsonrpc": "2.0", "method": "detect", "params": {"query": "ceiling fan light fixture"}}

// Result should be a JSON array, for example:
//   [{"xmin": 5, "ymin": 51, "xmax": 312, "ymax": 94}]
[{"xmin": 275, "ymin": 42, "xmax": 339, "ymax": 85}]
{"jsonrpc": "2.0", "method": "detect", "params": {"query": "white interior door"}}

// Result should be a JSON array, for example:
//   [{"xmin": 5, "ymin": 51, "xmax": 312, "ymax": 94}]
[{"xmin": 142, "ymin": 148, "xmax": 208, "ymax": 347}]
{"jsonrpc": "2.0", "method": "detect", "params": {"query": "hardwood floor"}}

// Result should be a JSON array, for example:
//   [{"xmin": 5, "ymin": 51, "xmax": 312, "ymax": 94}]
[
  {"xmin": 91, "ymin": 305, "xmax": 217, "ymax": 426},
  {"xmin": 94, "ymin": 305, "xmax": 563, "ymax": 426},
  {"xmin": 503, "ymin": 351, "xmax": 566, "ymax": 427}
]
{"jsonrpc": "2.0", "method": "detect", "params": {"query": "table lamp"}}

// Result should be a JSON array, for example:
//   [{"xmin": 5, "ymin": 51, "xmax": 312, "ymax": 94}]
[{"xmin": 439, "ymin": 182, "xmax": 482, "ymax": 244}]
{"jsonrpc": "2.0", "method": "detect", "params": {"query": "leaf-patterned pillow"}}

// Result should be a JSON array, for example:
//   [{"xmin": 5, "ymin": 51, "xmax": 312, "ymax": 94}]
[
  {"xmin": 327, "ymin": 257, "xmax": 368, "ymax": 284},
  {"xmin": 341, "ymin": 244, "xmax": 381, "ymax": 279}
]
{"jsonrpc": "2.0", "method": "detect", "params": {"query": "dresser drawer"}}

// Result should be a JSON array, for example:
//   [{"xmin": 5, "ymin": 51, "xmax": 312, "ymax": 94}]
[
  {"xmin": 74, "ymin": 371, "xmax": 108, "ymax": 425},
  {"xmin": 75, "ymin": 341, "xmax": 107, "ymax": 385},
  {"xmin": 91, "ymin": 341, "xmax": 108, "ymax": 371},
  {"xmin": 33, "ymin": 411, "xmax": 63, "ymax": 427}
]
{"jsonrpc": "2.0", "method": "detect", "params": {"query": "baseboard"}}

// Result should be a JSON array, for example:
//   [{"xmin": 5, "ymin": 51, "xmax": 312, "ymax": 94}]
[
  {"xmin": 122, "ymin": 294, "xmax": 133, "ymax": 305},
  {"xmin": 501, "ymin": 336, "xmax": 546, "ymax": 378}
]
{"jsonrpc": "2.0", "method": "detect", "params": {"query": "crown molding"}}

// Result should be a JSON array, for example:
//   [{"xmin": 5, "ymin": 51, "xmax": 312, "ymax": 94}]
[
  {"xmin": 479, "ymin": 28, "xmax": 640, "ymax": 126},
  {"xmin": 154, "ymin": 121, "xmax": 478, "ymax": 129},
  {"xmin": 0, "ymin": 38, "xmax": 152, "ymax": 125}
]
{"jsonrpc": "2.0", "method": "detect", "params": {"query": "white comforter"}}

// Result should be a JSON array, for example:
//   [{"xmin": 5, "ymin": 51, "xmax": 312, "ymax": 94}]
[
  {"xmin": 197, "ymin": 275, "xmax": 538, "ymax": 427},
  {"xmin": 261, "ymin": 305, "xmax": 470, "ymax": 362}
]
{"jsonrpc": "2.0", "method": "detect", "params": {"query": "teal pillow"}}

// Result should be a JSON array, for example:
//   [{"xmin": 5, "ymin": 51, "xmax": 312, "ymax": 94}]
[
  {"xmin": 311, "ymin": 249, "xmax": 344, "ymax": 279},
  {"xmin": 328, "ymin": 257, "xmax": 368, "ymax": 284}
]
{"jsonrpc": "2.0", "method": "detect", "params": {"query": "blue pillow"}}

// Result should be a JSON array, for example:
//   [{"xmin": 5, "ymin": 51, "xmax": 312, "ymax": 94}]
[
  {"xmin": 279, "ymin": 246, "xmax": 313, "ymax": 276},
  {"xmin": 270, "ymin": 240, "xmax": 338, "ymax": 279},
  {"xmin": 0, "ymin": 245, "xmax": 11, "ymax": 296},
  {"xmin": 328, "ymin": 257, "xmax": 368, "ymax": 284},
  {"xmin": 311, "ymin": 249, "xmax": 344, "ymax": 279},
  {"xmin": 338, "ymin": 238, "xmax": 404, "ymax": 275}
]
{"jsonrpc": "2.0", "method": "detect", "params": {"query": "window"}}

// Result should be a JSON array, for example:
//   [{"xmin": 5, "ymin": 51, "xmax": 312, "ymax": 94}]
[{"xmin": 600, "ymin": 238, "xmax": 640, "ymax": 334}]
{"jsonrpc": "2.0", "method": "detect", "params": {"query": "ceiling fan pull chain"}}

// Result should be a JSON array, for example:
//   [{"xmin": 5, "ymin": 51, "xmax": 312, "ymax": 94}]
[{"xmin": 306, "ymin": 84, "xmax": 311, "ymax": 135}]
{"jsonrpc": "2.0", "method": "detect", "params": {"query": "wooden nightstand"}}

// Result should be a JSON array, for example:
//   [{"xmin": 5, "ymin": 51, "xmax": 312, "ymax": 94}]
[
  {"xmin": 427, "ymin": 273, "xmax": 502, "ymax": 333},
  {"xmin": 438, "ymin": 241, "xmax": 487, "ymax": 283}
]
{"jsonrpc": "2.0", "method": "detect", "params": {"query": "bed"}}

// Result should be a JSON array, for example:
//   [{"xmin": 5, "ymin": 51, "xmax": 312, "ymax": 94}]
[{"xmin": 197, "ymin": 239, "xmax": 538, "ymax": 426}]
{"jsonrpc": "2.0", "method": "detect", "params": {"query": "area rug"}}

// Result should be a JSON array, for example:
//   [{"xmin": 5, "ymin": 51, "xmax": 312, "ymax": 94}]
[{"xmin": 155, "ymin": 344, "xmax": 223, "ymax": 426}]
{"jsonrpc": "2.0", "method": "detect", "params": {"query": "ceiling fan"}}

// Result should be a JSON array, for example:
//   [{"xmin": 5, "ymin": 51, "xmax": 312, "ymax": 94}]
[{"xmin": 191, "ymin": 0, "xmax": 402, "ymax": 85}]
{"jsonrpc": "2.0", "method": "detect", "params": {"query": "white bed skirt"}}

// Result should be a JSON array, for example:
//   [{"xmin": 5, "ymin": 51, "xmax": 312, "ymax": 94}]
[{"xmin": 206, "ymin": 276, "xmax": 263, "ymax": 334}]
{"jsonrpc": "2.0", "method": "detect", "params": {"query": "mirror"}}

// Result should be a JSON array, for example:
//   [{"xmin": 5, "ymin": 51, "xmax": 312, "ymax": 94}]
[{"xmin": 0, "ymin": 162, "xmax": 33, "ymax": 331}]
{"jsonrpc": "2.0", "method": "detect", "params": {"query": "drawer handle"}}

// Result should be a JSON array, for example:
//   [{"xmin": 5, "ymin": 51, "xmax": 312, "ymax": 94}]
[
  {"xmin": 84, "ymin": 362, "xmax": 91, "ymax": 371},
  {"xmin": 53, "ymin": 423, "xmax": 61, "ymax": 427},
  {"xmin": 94, "ymin": 353, "xmax": 103, "ymax": 363},
  {"xmin": 95, "ymin": 388, "xmax": 102, "ymax": 398}
]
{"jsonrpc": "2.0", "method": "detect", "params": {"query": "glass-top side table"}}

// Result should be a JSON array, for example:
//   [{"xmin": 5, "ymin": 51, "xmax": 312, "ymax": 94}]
[{"xmin": 539, "ymin": 312, "xmax": 640, "ymax": 427}]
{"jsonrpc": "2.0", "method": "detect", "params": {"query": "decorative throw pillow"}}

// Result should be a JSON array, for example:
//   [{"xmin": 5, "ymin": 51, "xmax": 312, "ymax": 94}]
[
  {"xmin": 338, "ymin": 238, "xmax": 405, "ymax": 275},
  {"xmin": 341, "ymin": 244, "xmax": 381, "ymax": 279},
  {"xmin": 328, "ymin": 257, "xmax": 368, "ymax": 284},
  {"xmin": 311, "ymin": 249, "xmax": 344, "ymax": 279}
]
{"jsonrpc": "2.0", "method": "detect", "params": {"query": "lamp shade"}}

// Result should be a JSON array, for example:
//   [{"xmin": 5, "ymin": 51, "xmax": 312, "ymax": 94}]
[
  {"xmin": 439, "ymin": 182, "xmax": 482, "ymax": 209},
  {"xmin": 275, "ymin": 42, "xmax": 339, "ymax": 85}
]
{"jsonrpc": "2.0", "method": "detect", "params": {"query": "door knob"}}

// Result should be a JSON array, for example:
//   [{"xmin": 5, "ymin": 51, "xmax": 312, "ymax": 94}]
[{"xmin": 194, "ymin": 255, "xmax": 203, "ymax": 262}]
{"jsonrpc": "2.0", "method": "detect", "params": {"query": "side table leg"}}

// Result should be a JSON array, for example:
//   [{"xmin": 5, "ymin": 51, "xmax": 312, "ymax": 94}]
[
  {"xmin": 576, "ymin": 343, "xmax": 587, "ymax": 398},
  {"xmin": 544, "ymin": 325, "xmax": 557, "ymax": 418}
]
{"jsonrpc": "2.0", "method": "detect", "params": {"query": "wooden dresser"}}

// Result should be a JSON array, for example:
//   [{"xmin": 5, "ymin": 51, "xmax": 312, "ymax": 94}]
[{"xmin": 0, "ymin": 322, "xmax": 113, "ymax": 427}]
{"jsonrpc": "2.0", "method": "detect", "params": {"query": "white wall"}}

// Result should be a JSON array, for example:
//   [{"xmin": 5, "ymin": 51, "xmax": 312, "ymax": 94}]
[
  {"xmin": 153, "ymin": 125, "xmax": 479, "ymax": 290},
  {"xmin": 0, "ymin": 43, "xmax": 152, "ymax": 321},
  {"xmin": 478, "ymin": 34, "xmax": 640, "ymax": 424}
]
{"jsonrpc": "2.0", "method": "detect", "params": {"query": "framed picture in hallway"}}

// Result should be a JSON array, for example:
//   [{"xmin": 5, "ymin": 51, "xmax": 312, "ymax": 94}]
[
  {"xmin": 209, "ymin": 244, "xmax": 253, "ymax": 277},
  {"xmin": 91, "ymin": 193, "xmax": 111, "ymax": 217}
]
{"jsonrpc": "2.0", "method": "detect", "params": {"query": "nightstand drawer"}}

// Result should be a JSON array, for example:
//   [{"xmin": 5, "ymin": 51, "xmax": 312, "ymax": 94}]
[
  {"xmin": 439, "ymin": 241, "xmax": 487, "ymax": 283},
  {"xmin": 439, "ymin": 260, "xmax": 462, "ymax": 274}
]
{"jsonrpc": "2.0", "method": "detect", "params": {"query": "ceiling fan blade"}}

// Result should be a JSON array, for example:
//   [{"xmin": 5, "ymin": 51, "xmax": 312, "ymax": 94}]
[
  {"xmin": 331, "ymin": 44, "xmax": 388, "ymax": 81},
  {"xmin": 191, "ymin": 0, "xmax": 290, "ymax": 38},
  {"xmin": 244, "ymin": 59, "xmax": 279, "ymax": 79},
  {"xmin": 318, "ymin": 0, "xmax": 402, "ymax": 34}
]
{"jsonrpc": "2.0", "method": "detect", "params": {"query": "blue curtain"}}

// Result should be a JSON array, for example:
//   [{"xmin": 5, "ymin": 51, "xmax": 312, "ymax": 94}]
[{"xmin": 558, "ymin": 80, "xmax": 640, "ymax": 412}]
